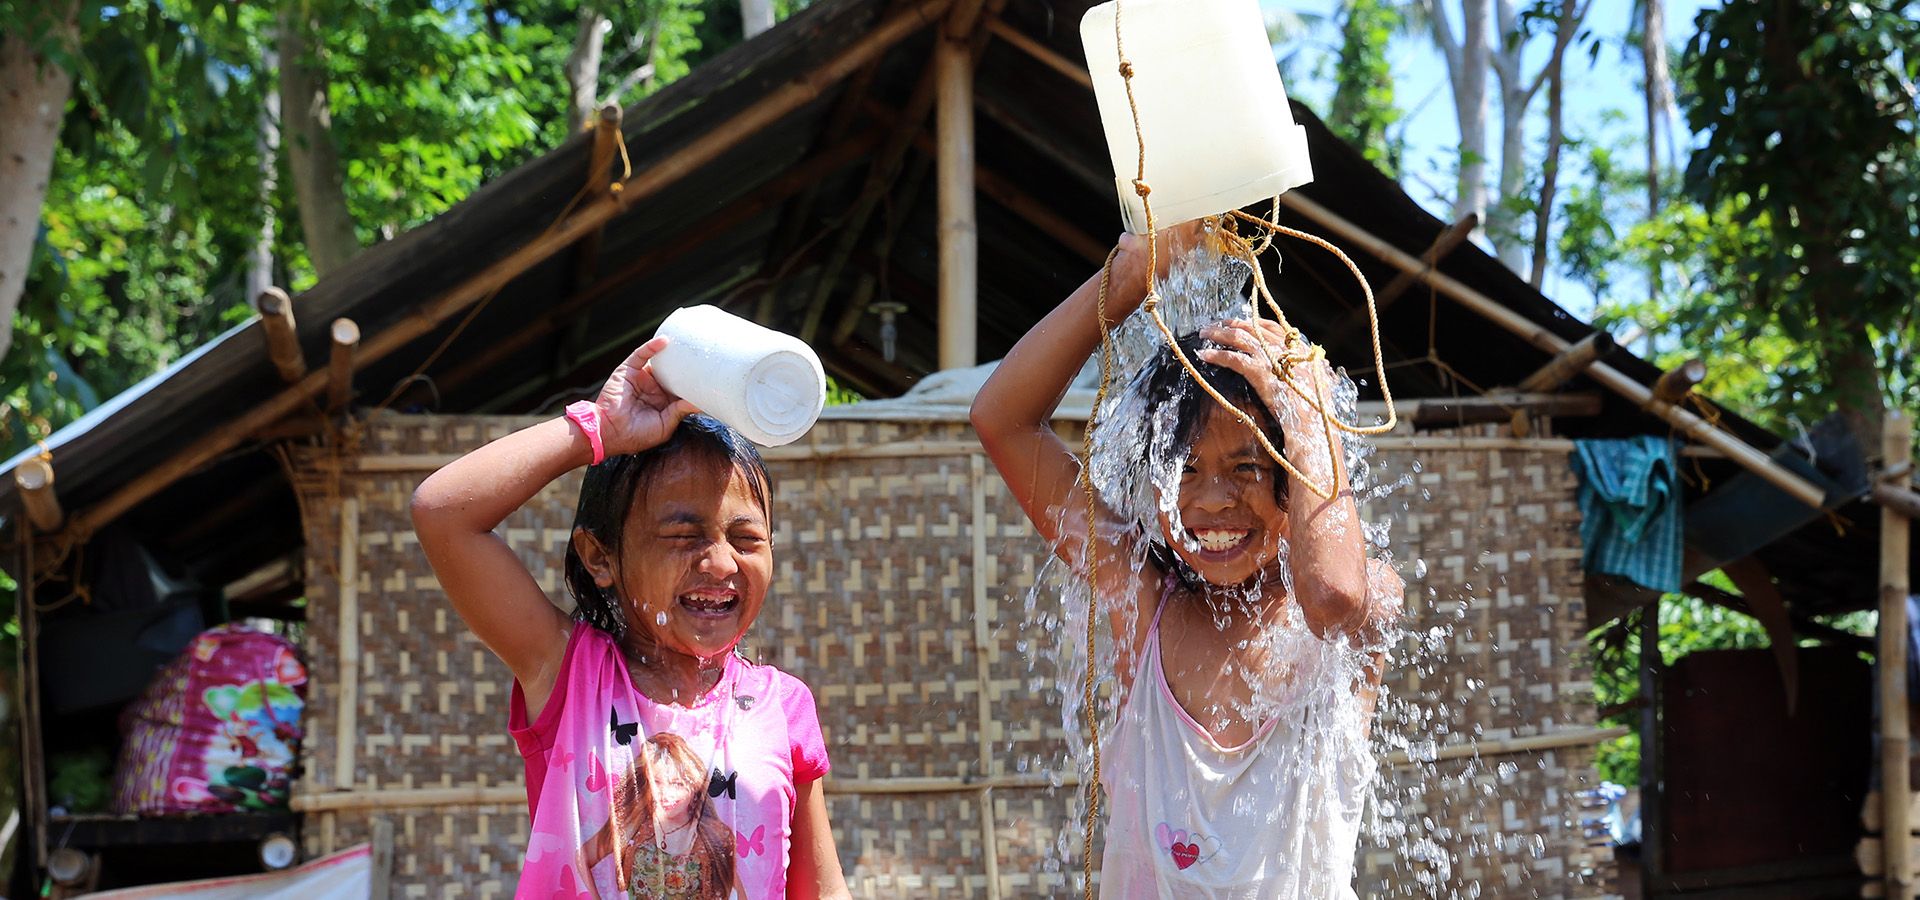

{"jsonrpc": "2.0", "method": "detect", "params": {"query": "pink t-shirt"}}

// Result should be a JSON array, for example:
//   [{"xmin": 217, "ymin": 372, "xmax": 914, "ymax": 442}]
[{"xmin": 509, "ymin": 624, "xmax": 829, "ymax": 899}]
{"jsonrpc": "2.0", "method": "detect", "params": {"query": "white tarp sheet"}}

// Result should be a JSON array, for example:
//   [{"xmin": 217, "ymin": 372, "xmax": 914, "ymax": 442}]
[{"xmin": 79, "ymin": 844, "xmax": 370, "ymax": 900}]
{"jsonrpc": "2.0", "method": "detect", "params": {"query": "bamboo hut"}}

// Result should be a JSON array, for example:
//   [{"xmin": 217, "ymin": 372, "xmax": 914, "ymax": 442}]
[{"xmin": 2, "ymin": 0, "xmax": 1913, "ymax": 895}]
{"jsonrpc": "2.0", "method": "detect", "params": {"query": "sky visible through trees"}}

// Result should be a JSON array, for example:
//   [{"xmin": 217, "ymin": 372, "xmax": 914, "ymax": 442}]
[{"xmin": 1268, "ymin": 0, "xmax": 1707, "ymax": 322}]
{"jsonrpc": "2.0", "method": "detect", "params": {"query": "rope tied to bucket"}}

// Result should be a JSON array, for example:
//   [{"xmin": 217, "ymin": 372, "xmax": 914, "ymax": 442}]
[{"xmin": 1078, "ymin": 1, "xmax": 1402, "ymax": 894}]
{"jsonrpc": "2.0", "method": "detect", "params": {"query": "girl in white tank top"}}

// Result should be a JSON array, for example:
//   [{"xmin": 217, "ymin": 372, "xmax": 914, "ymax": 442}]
[{"xmin": 972, "ymin": 227, "xmax": 1401, "ymax": 899}]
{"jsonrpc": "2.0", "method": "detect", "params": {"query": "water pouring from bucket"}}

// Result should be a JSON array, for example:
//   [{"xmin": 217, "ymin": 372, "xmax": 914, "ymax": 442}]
[{"xmin": 969, "ymin": 1, "xmax": 1416, "ymax": 897}]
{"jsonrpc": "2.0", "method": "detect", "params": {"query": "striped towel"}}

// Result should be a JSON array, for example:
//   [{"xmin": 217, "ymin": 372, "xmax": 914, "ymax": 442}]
[{"xmin": 1571, "ymin": 436, "xmax": 1682, "ymax": 593}]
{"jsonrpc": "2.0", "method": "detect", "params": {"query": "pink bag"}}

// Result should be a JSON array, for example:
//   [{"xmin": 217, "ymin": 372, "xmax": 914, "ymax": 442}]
[{"xmin": 112, "ymin": 625, "xmax": 307, "ymax": 815}]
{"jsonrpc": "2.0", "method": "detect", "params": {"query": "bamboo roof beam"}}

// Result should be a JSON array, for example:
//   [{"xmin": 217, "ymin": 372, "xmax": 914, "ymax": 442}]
[
  {"xmin": 256, "ymin": 288, "xmax": 305, "ymax": 383},
  {"xmin": 12, "ymin": 458, "xmax": 61, "ymax": 533},
  {"xmin": 1326, "ymin": 213, "xmax": 1478, "ymax": 348},
  {"xmin": 61, "ymin": 0, "xmax": 955, "ymax": 537},
  {"xmin": 1652, "ymin": 358, "xmax": 1705, "ymax": 405},
  {"xmin": 1276, "ymin": 191, "xmax": 1829, "ymax": 509},
  {"xmin": 984, "ymin": 18, "xmax": 1091, "ymax": 89},
  {"xmin": 1517, "ymin": 331, "xmax": 1615, "ymax": 392},
  {"xmin": 426, "ymin": 128, "xmax": 885, "ymax": 406},
  {"xmin": 789, "ymin": 0, "xmax": 1000, "ymax": 344}
]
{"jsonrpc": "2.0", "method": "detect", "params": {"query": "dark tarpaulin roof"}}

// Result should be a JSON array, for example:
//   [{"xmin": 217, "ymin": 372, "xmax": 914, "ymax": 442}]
[{"xmin": 1, "ymin": 0, "xmax": 1897, "ymax": 614}]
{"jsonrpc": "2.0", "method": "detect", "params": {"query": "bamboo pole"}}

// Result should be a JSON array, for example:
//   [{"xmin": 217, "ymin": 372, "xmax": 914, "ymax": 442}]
[
  {"xmin": 1517, "ymin": 332, "xmax": 1616, "ymax": 392},
  {"xmin": 61, "ymin": 0, "xmax": 952, "ymax": 537},
  {"xmin": 256, "ymin": 287, "xmax": 306, "ymax": 383},
  {"xmin": 1327, "ymin": 213, "xmax": 1478, "ymax": 347},
  {"xmin": 969, "ymin": 454, "xmax": 1003, "ymax": 898},
  {"xmin": 1380, "ymin": 725, "xmax": 1630, "ymax": 766},
  {"xmin": 1883, "ymin": 409, "xmax": 1913, "ymax": 900},
  {"xmin": 1652, "ymin": 358, "xmax": 1706, "ymax": 405},
  {"xmin": 1276, "ymin": 191, "xmax": 1828, "ymax": 509},
  {"xmin": 292, "ymin": 784, "xmax": 525, "ymax": 812},
  {"xmin": 898, "ymin": 121, "xmax": 1106, "ymax": 264},
  {"xmin": 12, "ymin": 458, "xmax": 61, "ymax": 533},
  {"xmin": 327, "ymin": 318, "xmax": 359, "ymax": 413},
  {"xmin": 984, "ymin": 18, "xmax": 1092, "ymax": 89},
  {"xmin": 333, "ymin": 497, "xmax": 361, "ymax": 790},
  {"xmin": 936, "ymin": 37, "xmax": 977, "ymax": 370}
]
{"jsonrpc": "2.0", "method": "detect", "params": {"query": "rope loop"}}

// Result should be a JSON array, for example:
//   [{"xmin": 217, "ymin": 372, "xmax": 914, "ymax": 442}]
[
  {"xmin": 1132, "ymin": 179, "xmax": 1152, "ymax": 198},
  {"xmin": 1117, "ymin": 60, "xmax": 1133, "ymax": 78}
]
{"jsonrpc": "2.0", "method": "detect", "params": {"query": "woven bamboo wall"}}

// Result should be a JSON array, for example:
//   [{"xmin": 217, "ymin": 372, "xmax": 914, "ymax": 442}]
[{"xmin": 289, "ymin": 412, "xmax": 1606, "ymax": 898}]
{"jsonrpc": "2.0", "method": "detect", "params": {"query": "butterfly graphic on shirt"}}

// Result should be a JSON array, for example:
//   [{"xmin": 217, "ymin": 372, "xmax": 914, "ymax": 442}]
[
  {"xmin": 736, "ymin": 825, "xmax": 766, "ymax": 858},
  {"xmin": 610, "ymin": 707, "xmax": 639, "ymax": 746},
  {"xmin": 708, "ymin": 769, "xmax": 737, "ymax": 800}
]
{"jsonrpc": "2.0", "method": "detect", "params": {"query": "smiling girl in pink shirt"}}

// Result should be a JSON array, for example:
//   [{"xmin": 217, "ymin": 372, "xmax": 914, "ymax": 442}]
[{"xmin": 412, "ymin": 337, "xmax": 848, "ymax": 899}]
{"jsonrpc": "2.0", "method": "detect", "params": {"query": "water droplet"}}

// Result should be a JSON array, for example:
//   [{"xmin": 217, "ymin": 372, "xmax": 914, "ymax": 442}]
[
  {"xmin": 1412, "ymin": 559, "xmax": 1428, "ymax": 579},
  {"xmin": 655, "ymin": 611, "xmax": 669, "ymax": 626}
]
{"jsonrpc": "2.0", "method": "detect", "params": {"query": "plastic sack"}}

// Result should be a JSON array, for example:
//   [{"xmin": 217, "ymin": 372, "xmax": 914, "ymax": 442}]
[{"xmin": 111, "ymin": 625, "xmax": 307, "ymax": 815}]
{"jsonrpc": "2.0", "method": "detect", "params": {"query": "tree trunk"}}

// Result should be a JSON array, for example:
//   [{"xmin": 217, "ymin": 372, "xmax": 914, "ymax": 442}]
[
  {"xmin": 1427, "ymin": 0, "xmax": 1491, "ymax": 233},
  {"xmin": 247, "ymin": 39, "xmax": 283, "ymax": 304},
  {"xmin": 0, "ymin": 0, "xmax": 80, "ymax": 365},
  {"xmin": 741, "ymin": 0, "xmax": 776, "ymax": 39},
  {"xmin": 1492, "ymin": 76, "xmax": 1528, "ymax": 274},
  {"xmin": 1529, "ymin": 52, "xmax": 1565, "ymax": 289},
  {"xmin": 565, "ymin": 6, "xmax": 607, "ymax": 135},
  {"xmin": 1642, "ymin": 0, "xmax": 1670, "ymax": 310},
  {"xmin": 277, "ymin": 1, "xmax": 360, "ymax": 277}
]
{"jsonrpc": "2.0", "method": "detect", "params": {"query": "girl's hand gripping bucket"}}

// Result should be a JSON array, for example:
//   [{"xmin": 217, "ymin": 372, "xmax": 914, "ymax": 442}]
[
  {"xmin": 648, "ymin": 305, "xmax": 827, "ymax": 447},
  {"xmin": 1080, "ymin": 0, "xmax": 1315, "ymax": 232}
]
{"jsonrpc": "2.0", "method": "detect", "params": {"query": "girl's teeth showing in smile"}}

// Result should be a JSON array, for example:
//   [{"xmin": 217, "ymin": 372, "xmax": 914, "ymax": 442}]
[
  {"xmin": 1190, "ymin": 529, "xmax": 1251, "ymax": 553},
  {"xmin": 678, "ymin": 589, "xmax": 740, "ymax": 618}
]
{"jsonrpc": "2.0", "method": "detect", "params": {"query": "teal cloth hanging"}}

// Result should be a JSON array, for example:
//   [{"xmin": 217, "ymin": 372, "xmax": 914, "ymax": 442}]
[{"xmin": 1571, "ymin": 436, "xmax": 1682, "ymax": 593}]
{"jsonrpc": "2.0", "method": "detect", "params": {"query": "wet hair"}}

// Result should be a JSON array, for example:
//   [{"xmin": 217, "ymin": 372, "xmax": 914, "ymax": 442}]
[
  {"xmin": 1137, "ymin": 331, "xmax": 1292, "ymax": 580},
  {"xmin": 563, "ymin": 414, "xmax": 771, "ymax": 638}
]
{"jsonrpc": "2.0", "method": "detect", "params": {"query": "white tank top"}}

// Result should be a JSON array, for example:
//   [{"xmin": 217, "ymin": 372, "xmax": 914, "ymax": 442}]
[{"xmin": 1098, "ymin": 590, "xmax": 1373, "ymax": 899}]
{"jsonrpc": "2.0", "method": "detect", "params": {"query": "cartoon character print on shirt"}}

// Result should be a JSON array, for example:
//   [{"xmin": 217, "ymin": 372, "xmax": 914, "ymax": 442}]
[
  {"xmin": 1154, "ymin": 822, "xmax": 1225, "ymax": 871},
  {"xmin": 579, "ymin": 713, "xmax": 739, "ymax": 899}
]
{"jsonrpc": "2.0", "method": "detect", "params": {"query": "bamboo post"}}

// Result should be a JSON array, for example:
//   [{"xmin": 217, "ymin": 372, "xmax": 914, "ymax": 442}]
[
  {"xmin": 1517, "ymin": 332, "xmax": 1616, "ymax": 392},
  {"xmin": 1275, "ymin": 191, "xmax": 1828, "ymax": 509},
  {"xmin": 969, "ymin": 455, "xmax": 1002, "ymax": 898},
  {"xmin": 369, "ymin": 817, "xmax": 394, "ymax": 900},
  {"xmin": 1641, "ymin": 598, "xmax": 1664, "ymax": 893},
  {"xmin": 256, "ymin": 287, "xmax": 306, "ymax": 383},
  {"xmin": 1652, "ymin": 358, "xmax": 1706, "ymax": 405},
  {"xmin": 1883, "ymin": 409, "xmax": 1913, "ymax": 900},
  {"xmin": 12, "ymin": 458, "xmax": 61, "ymax": 533},
  {"xmin": 327, "ymin": 318, "xmax": 359, "ymax": 413},
  {"xmin": 935, "ymin": 37, "xmax": 977, "ymax": 370},
  {"xmin": 333, "ymin": 497, "xmax": 361, "ymax": 790},
  {"xmin": 60, "ymin": 0, "xmax": 952, "ymax": 538}
]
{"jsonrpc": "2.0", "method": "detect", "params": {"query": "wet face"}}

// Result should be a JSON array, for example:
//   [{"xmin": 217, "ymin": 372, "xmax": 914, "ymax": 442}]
[
  {"xmin": 610, "ymin": 452, "xmax": 773, "ymax": 663},
  {"xmin": 1156, "ymin": 403, "xmax": 1290, "ymax": 586}
]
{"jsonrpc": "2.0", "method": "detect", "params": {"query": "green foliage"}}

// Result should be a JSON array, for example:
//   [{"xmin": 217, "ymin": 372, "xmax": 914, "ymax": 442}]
[
  {"xmin": 4, "ymin": 0, "xmax": 764, "ymax": 458},
  {"xmin": 1326, "ymin": 0, "xmax": 1402, "ymax": 177},
  {"xmin": 1677, "ymin": 0, "xmax": 1920, "ymax": 421}
]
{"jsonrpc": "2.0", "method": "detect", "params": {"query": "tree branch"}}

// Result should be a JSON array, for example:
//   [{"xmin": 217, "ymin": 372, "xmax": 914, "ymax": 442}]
[{"xmin": 1523, "ymin": 0, "xmax": 1588, "ymax": 107}]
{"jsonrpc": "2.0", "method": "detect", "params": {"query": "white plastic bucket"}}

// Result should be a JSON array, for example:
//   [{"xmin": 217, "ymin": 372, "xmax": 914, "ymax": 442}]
[
  {"xmin": 1080, "ymin": 0, "xmax": 1314, "ymax": 233},
  {"xmin": 648, "ymin": 305, "xmax": 826, "ymax": 447}
]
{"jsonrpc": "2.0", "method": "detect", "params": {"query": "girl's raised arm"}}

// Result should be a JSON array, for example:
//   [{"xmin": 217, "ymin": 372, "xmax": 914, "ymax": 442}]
[
  {"xmin": 411, "ymin": 337, "xmax": 696, "ymax": 715},
  {"xmin": 970, "ymin": 225, "xmax": 1200, "ymax": 564}
]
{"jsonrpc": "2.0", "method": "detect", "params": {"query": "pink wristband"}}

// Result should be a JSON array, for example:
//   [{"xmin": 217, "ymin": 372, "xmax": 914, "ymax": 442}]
[{"xmin": 564, "ymin": 401, "xmax": 606, "ymax": 465}]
